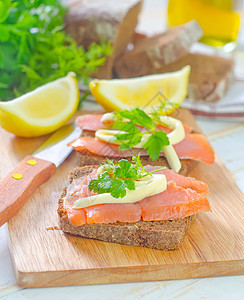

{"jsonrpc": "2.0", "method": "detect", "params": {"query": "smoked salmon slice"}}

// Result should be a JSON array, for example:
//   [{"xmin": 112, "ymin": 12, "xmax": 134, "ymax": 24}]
[
  {"xmin": 64, "ymin": 198, "xmax": 87, "ymax": 227},
  {"xmin": 76, "ymin": 114, "xmax": 105, "ymax": 131},
  {"xmin": 145, "ymin": 165, "xmax": 209, "ymax": 194},
  {"xmin": 140, "ymin": 181, "xmax": 210, "ymax": 221},
  {"xmin": 69, "ymin": 134, "xmax": 214, "ymax": 164},
  {"xmin": 73, "ymin": 114, "xmax": 214, "ymax": 164},
  {"xmin": 174, "ymin": 133, "xmax": 214, "ymax": 164},
  {"xmin": 85, "ymin": 202, "xmax": 141, "ymax": 224},
  {"xmin": 64, "ymin": 168, "xmax": 210, "ymax": 226},
  {"xmin": 69, "ymin": 136, "xmax": 140, "ymax": 158},
  {"xmin": 76, "ymin": 114, "xmax": 192, "ymax": 134}
]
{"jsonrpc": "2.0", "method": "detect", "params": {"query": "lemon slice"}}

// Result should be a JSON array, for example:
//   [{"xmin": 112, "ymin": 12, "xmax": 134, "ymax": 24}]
[
  {"xmin": 0, "ymin": 73, "xmax": 79, "ymax": 137},
  {"xmin": 90, "ymin": 66, "xmax": 190, "ymax": 113}
]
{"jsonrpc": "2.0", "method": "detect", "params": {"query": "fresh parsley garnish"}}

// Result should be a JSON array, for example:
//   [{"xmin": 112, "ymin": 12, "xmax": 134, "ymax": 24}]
[
  {"xmin": 88, "ymin": 156, "xmax": 166, "ymax": 198},
  {"xmin": 144, "ymin": 131, "xmax": 170, "ymax": 161},
  {"xmin": 110, "ymin": 108, "xmax": 170, "ymax": 161},
  {"xmin": 0, "ymin": 0, "xmax": 112, "ymax": 102}
]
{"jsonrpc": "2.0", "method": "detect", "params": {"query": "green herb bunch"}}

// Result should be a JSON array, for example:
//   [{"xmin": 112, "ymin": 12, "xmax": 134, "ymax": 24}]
[
  {"xmin": 88, "ymin": 156, "xmax": 165, "ymax": 198},
  {"xmin": 109, "ymin": 108, "xmax": 170, "ymax": 161},
  {"xmin": 0, "ymin": 0, "xmax": 112, "ymax": 101}
]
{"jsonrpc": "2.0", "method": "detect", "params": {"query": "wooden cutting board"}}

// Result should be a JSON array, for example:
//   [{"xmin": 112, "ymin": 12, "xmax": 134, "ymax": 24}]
[{"xmin": 2, "ymin": 109, "xmax": 244, "ymax": 287}]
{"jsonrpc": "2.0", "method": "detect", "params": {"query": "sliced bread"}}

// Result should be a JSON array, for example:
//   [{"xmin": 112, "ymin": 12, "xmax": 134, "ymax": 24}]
[
  {"xmin": 58, "ymin": 166, "xmax": 195, "ymax": 250},
  {"xmin": 64, "ymin": 0, "xmax": 143, "ymax": 79},
  {"xmin": 76, "ymin": 148, "xmax": 195, "ymax": 177},
  {"xmin": 114, "ymin": 20, "xmax": 203, "ymax": 78}
]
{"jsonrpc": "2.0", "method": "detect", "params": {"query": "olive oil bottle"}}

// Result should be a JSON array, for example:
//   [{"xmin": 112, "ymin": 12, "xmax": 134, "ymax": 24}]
[{"xmin": 168, "ymin": 0, "xmax": 241, "ymax": 47}]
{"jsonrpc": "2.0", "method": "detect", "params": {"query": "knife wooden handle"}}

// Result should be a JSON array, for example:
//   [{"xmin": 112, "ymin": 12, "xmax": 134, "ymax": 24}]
[{"xmin": 0, "ymin": 155, "xmax": 56, "ymax": 227}]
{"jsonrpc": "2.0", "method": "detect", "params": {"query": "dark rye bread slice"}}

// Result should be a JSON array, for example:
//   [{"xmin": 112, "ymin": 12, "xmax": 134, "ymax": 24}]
[
  {"xmin": 75, "ymin": 130, "xmax": 198, "ymax": 176},
  {"xmin": 58, "ymin": 166, "xmax": 195, "ymax": 250},
  {"xmin": 114, "ymin": 20, "xmax": 203, "ymax": 78},
  {"xmin": 76, "ymin": 150, "xmax": 195, "ymax": 177}
]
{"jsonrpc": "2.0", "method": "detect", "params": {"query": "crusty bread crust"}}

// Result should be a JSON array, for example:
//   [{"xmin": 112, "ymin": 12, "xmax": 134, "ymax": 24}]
[
  {"xmin": 114, "ymin": 21, "xmax": 203, "ymax": 78},
  {"xmin": 58, "ymin": 166, "xmax": 195, "ymax": 250},
  {"xmin": 76, "ymin": 150, "xmax": 196, "ymax": 176}
]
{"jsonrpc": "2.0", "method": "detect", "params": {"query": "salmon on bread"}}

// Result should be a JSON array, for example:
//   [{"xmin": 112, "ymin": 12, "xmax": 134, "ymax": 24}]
[
  {"xmin": 70, "ymin": 113, "xmax": 215, "ymax": 175},
  {"xmin": 58, "ymin": 162, "xmax": 210, "ymax": 250}
]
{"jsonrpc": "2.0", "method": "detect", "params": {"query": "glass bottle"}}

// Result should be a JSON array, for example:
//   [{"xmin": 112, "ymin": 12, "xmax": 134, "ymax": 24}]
[{"xmin": 168, "ymin": 0, "xmax": 242, "ymax": 48}]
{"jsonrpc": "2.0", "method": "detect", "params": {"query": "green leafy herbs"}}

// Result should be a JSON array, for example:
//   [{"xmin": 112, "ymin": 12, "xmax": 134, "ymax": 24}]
[
  {"xmin": 0, "ymin": 0, "xmax": 112, "ymax": 102},
  {"xmin": 110, "ymin": 108, "xmax": 170, "ymax": 161},
  {"xmin": 89, "ymin": 159, "xmax": 137, "ymax": 198},
  {"xmin": 88, "ymin": 156, "xmax": 166, "ymax": 198},
  {"xmin": 144, "ymin": 131, "xmax": 169, "ymax": 160}
]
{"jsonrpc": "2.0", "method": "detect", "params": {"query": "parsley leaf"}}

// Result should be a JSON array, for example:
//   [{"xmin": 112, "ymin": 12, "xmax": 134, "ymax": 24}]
[
  {"xmin": 89, "ymin": 160, "xmax": 137, "ymax": 198},
  {"xmin": 144, "ymin": 131, "xmax": 170, "ymax": 161},
  {"xmin": 110, "ymin": 178, "xmax": 135, "ymax": 198},
  {"xmin": 112, "ymin": 120, "xmax": 143, "ymax": 150},
  {"xmin": 111, "ymin": 108, "xmax": 170, "ymax": 160},
  {"xmin": 114, "ymin": 159, "xmax": 138, "ymax": 180},
  {"xmin": 120, "ymin": 108, "xmax": 153, "ymax": 128},
  {"xmin": 115, "ymin": 159, "xmax": 130, "ymax": 177},
  {"xmin": 88, "ymin": 171, "xmax": 112, "ymax": 194},
  {"xmin": 113, "ymin": 121, "xmax": 142, "ymax": 142},
  {"xmin": 88, "ymin": 156, "xmax": 166, "ymax": 199}
]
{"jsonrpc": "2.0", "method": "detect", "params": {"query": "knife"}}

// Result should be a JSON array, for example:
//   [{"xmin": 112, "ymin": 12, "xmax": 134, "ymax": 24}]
[{"xmin": 0, "ymin": 123, "xmax": 82, "ymax": 227}]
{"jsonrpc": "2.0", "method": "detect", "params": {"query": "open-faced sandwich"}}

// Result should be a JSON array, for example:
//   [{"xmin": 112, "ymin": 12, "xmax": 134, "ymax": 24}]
[
  {"xmin": 69, "ymin": 108, "xmax": 214, "ymax": 175},
  {"xmin": 58, "ymin": 156, "xmax": 210, "ymax": 250}
]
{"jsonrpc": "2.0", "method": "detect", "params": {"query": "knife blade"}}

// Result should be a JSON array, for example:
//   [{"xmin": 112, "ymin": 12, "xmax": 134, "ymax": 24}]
[
  {"xmin": 0, "ymin": 123, "xmax": 82, "ymax": 227},
  {"xmin": 33, "ymin": 122, "xmax": 82, "ymax": 167}
]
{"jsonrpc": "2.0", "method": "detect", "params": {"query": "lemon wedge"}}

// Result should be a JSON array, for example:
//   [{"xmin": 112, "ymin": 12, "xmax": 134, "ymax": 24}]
[
  {"xmin": 90, "ymin": 66, "xmax": 190, "ymax": 113},
  {"xmin": 0, "ymin": 73, "xmax": 79, "ymax": 137}
]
